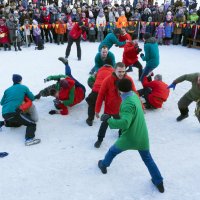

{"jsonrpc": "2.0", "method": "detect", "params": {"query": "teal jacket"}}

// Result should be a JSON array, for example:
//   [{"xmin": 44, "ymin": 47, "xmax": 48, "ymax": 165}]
[
  {"xmin": 1, "ymin": 84, "xmax": 35, "ymax": 115},
  {"xmin": 108, "ymin": 92, "xmax": 149, "ymax": 151},
  {"xmin": 94, "ymin": 51, "xmax": 116, "ymax": 72},
  {"xmin": 141, "ymin": 37, "xmax": 159, "ymax": 68},
  {"xmin": 98, "ymin": 33, "xmax": 125, "ymax": 52}
]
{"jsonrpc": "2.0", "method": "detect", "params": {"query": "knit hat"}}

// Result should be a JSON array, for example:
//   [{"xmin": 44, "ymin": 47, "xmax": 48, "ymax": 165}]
[
  {"xmin": 32, "ymin": 19, "xmax": 38, "ymax": 25},
  {"xmin": 117, "ymin": 78, "xmax": 132, "ymax": 92},
  {"xmin": 12, "ymin": 74, "xmax": 22, "ymax": 84},
  {"xmin": 143, "ymin": 32, "xmax": 151, "ymax": 40},
  {"xmin": 154, "ymin": 74, "xmax": 162, "ymax": 81}
]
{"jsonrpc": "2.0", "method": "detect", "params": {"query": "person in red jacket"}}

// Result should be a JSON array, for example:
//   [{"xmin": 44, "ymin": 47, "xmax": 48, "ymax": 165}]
[
  {"xmin": 0, "ymin": 18, "xmax": 11, "ymax": 51},
  {"xmin": 65, "ymin": 21, "xmax": 86, "ymax": 61},
  {"xmin": 85, "ymin": 58, "xmax": 114, "ymax": 126},
  {"xmin": 122, "ymin": 33, "xmax": 143, "ymax": 79},
  {"xmin": 94, "ymin": 62, "xmax": 138, "ymax": 148},
  {"xmin": 138, "ymin": 74, "xmax": 170, "ymax": 109},
  {"xmin": 118, "ymin": 27, "xmax": 132, "ymax": 43}
]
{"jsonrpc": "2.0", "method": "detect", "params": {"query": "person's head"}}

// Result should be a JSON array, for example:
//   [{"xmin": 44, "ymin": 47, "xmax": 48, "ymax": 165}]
[
  {"xmin": 12, "ymin": 74, "xmax": 22, "ymax": 84},
  {"xmin": 121, "ymin": 27, "xmax": 126, "ymax": 35},
  {"xmin": 100, "ymin": 46, "xmax": 109, "ymax": 58},
  {"xmin": 154, "ymin": 74, "xmax": 162, "ymax": 81},
  {"xmin": 113, "ymin": 28, "xmax": 121, "ymax": 36},
  {"xmin": 59, "ymin": 79, "xmax": 69, "ymax": 89},
  {"xmin": 143, "ymin": 32, "xmax": 151, "ymax": 41},
  {"xmin": 115, "ymin": 62, "xmax": 126, "ymax": 79},
  {"xmin": 117, "ymin": 78, "xmax": 132, "ymax": 93}
]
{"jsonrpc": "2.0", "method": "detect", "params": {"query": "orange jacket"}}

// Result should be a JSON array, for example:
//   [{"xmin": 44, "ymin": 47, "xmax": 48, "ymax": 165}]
[
  {"xmin": 116, "ymin": 16, "xmax": 128, "ymax": 28},
  {"xmin": 55, "ymin": 20, "xmax": 66, "ymax": 35},
  {"xmin": 95, "ymin": 73, "xmax": 137, "ymax": 115}
]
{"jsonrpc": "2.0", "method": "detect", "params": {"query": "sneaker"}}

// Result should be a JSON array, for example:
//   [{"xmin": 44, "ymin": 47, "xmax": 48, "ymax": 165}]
[
  {"xmin": 176, "ymin": 114, "xmax": 189, "ymax": 121},
  {"xmin": 58, "ymin": 57, "xmax": 68, "ymax": 64},
  {"xmin": 86, "ymin": 119, "xmax": 93, "ymax": 126},
  {"xmin": 25, "ymin": 138, "xmax": 41, "ymax": 146},
  {"xmin": 94, "ymin": 140, "xmax": 102, "ymax": 148},
  {"xmin": 34, "ymin": 93, "xmax": 41, "ymax": 100},
  {"xmin": 98, "ymin": 160, "xmax": 107, "ymax": 174}
]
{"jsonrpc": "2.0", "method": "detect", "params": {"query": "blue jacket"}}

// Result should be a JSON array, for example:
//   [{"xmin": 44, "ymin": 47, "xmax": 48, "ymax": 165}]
[
  {"xmin": 1, "ymin": 84, "xmax": 34, "ymax": 115},
  {"xmin": 98, "ymin": 33, "xmax": 125, "ymax": 52}
]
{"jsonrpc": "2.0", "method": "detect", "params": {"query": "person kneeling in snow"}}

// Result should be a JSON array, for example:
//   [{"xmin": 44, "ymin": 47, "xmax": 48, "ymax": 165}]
[
  {"xmin": 35, "ymin": 58, "xmax": 86, "ymax": 115},
  {"xmin": 138, "ymin": 75, "xmax": 170, "ymax": 109}
]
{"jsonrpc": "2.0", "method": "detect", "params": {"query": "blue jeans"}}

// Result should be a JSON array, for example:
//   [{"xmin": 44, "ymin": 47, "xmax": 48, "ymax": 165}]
[
  {"xmin": 139, "ymin": 66, "xmax": 156, "ymax": 82},
  {"xmin": 101, "ymin": 145, "xmax": 163, "ymax": 185}
]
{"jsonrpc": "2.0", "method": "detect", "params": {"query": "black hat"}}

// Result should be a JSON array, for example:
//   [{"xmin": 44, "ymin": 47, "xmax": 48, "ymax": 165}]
[
  {"xmin": 12, "ymin": 74, "xmax": 22, "ymax": 84},
  {"xmin": 78, "ymin": 21, "xmax": 83, "ymax": 26},
  {"xmin": 143, "ymin": 32, "xmax": 151, "ymax": 40},
  {"xmin": 117, "ymin": 78, "xmax": 132, "ymax": 92},
  {"xmin": 113, "ymin": 28, "xmax": 121, "ymax": 35}
]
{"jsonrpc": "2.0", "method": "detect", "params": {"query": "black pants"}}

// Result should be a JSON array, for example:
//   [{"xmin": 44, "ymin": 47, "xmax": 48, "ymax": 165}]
[
  {"xmin": 132, "ymin": 61, "xmax": 143, "ymax": 79},
  {"xmin": 97, "ymin": 114, "xmax": 120, "ymax": 142},
  {"xmin": 65, "ymin": 35, "xmax": 81, "ymax": 59},
  {"xmin": 138, "ymin": 87, "xmax": 152, "ymax": 108},
  {"xmin": 57, "ymin": 34, "xmax": 64, "ymax": 44},
  {"xmin": 86, "ymin": 91, "xmax": 98, "ymax": 121},
  {"xmin": 3, "ymin": 112, "xmax": 36, "ymax": 140}
]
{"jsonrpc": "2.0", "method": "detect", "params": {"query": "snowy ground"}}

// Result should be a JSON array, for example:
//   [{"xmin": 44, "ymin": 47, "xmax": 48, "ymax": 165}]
[{"xmin": 0, "ymin": 41, "xmax": 200, "ymax": 200}]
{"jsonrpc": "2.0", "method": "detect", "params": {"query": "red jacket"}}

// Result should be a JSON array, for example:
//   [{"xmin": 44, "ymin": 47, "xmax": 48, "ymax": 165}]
[
  {"xmin": 69, "ymin": 23, "xmax": 83, "ymax": 39},
  {"xmin": 0, "ymin": 25, "xmax": 9, "ymax": 44},
  {"xmin": 142, "ymin": 77, "xmax": 170, "ymax": 108},
  {"xmin": 122, "ymin": 42, "xmax": 139, "ymax": 67},
  {"xmin": 92, "ymin": 66, "xmax": 114, "ymax": 93},
  {"xmin": 95, "ymin": 73, "xmax": 137, "ymax": 115},
  {"xmin": 20, "ymin": 96, "xmax": 32, "ymax": 112},
  {"xmin": 118, "ymin": 33, "xmax": 132, "ymax": 42}
]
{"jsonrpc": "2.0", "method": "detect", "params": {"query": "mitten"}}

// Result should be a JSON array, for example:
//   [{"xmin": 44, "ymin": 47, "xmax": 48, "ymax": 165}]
[
  {"xmin": 167, "ymin": 83, "xmax": 176, "ymax": 90},
  {"xmin": 100, "ymin": 114, "xmax": 111, "ymax": 122},
  {"xmin": 49, "ymin": 110, "xmax": 58, "ymax": 115}
]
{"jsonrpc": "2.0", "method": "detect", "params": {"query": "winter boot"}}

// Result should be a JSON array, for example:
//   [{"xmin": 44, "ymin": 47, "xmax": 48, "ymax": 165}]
[
  {"xmin": 78, "ymin": 57, "xmax": 81, "ymax": 61},
  {"xmin": 152, "ymin": 180, "xmax": 164, "ymax": 193},
  {"xmin": 58, "ymin": 57, "xmax": 68, "ymax": 65},
  {"xmin": 8, "ymin": 46, "xmax": 11, "ymax": 51},
  {"xmin": 0, "ymin": 152, "xmax": 9, "ymax": 158},
  {"xmin": 86, "ymin": 119, "xmax": 93, "ymax": 126},
  {"xmin": 176, "ymin": 114, "xmax": 189, "ymax": 121},
  {"xmin": 98, "ymin": 160, "xmax": 107, "ymax": 174},
  {"xmin": 18, "ymin": 46, "xmax": 22, "ymax": 51},
  {"xmin": 94, "ymin": 140, "xmax": 102, "ymax": 148},
  {"xmin": 0, "ymin": 121, "xmax": 4, "ymax": 131}
]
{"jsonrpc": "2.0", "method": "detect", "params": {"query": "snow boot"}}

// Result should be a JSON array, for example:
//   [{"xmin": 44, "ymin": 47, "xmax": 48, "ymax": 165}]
[
  {"xmin": 176, "ymin": 114, "xmax": 189, "ymax": 121},
  {"xmin": 94, "ymin": 140, "xmax": 102, "ymax": 148},
  {"xmin": 151, "ymin": 180, "xmax": 164, "ymax": 193},
  {"xmin": 58, "ymin": 57, "xmax": 68, "ymax": 65},
  {"xmin": 98, "ymin": 160, "xmax": 107, "ymax": 174},
  {"xmin": 86, "ymin": 119, "xmax": 93, "ymax": 126},
  {"xmin": 25, "ymin": 138, "xmax": 41, "ymax": 146}
]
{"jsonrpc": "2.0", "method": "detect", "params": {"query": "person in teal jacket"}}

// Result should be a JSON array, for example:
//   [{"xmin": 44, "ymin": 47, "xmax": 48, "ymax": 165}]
[
  {"xmin": 98, "ymin": 78, "xmax": 164, "ymax": 193},
  {"xmin": 98, "ymin": 28, "xmax": 126, "ymax": 52},
  {"xmin": 0, "ymin": 74, "xmax": 40, "ymax": 146},
  {"xmin": 89, "ymin": 45, "xmax": 116, "ymax": 74},
  {"xmin": 140, "ymin": 33, "xmax": 160, "ymax": 82}
]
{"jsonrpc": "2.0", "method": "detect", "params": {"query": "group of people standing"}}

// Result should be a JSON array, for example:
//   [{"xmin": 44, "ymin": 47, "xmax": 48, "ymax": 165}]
[{"xmin": 1, "ymin": 8, "xmax": 200, "ymax": 194}]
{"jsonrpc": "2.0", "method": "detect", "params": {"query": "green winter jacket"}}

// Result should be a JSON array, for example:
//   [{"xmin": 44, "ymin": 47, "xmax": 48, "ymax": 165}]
[
  {"xmin": 98, "ymin": 33, "xmax": 126, "ymax": 52},
  {"xmin": 94, "ymin": 51, "xmax": 116, "ymax": 72},
  {"xmin": 108, "ymin": 92, "xmax": 149, "ymax": 151},
  {"xmin": 174, "ymin": 73, "xmax": 200, "ymax": 101},
  {"xmin": 1, "ymin": 84, "xmax": 34, "ymax": 115},
  {"xmin": 141, "ymin": 37, "xmax": 159, "ymax": 68}
]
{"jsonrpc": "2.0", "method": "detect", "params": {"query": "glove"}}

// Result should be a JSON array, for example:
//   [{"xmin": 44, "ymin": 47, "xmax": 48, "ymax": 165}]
[
  {"xmin": 49, "ymin": 110, "xmax": 58, "ymax": 115},
  {"xmin": 15, "ymin": 107, "xmax": 22, "ymax": 114},
  {"xmin": 44, "ymin": 78, "xmax": 50, "ymax": 83},
  {"xmin": 167, "ymin": 83, "xmax": 176, "ymax": 90},
  {"xmin": 140, "ymin": 53, "xmax": 144, "ymax": 58},
  {"xmin": 100, "ymin": 114, "xmax": 111, "ymax": 122}
]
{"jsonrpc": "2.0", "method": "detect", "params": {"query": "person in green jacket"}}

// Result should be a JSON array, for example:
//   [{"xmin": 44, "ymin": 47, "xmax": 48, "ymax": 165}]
[
  {"xmin": 98, "ymin": 28, "xmax": 126, "ymax": 52},
  {"xmin": 0, "ymin": 74, "xmax": 40, "ymax": 146},
  {"xmin": 168, "ymin": 73, "xmax": 200, "ymax": 121},
  {"xmin": 98, "ymin": 78, "xmax": 164, "ymax": 193},
  {"xmin": 140, "ymin": 33, "xmax": 160, "ymax": 82}
]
